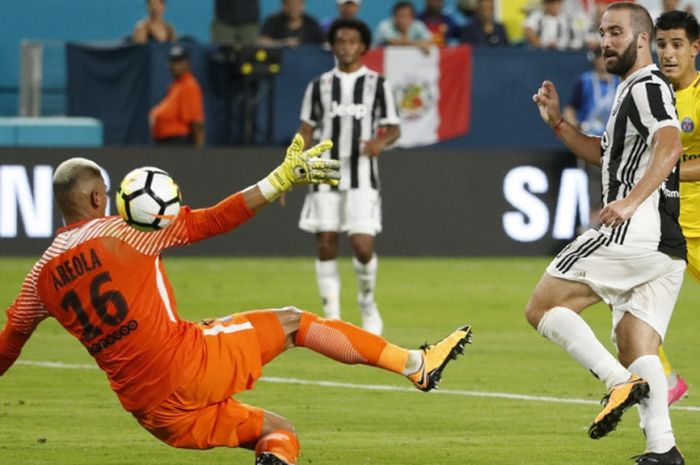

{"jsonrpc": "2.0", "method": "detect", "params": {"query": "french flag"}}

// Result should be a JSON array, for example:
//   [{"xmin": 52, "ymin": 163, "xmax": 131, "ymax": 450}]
[{"xmin": 363, "ymin": 45, "xmax": 472, "ymax": 148}]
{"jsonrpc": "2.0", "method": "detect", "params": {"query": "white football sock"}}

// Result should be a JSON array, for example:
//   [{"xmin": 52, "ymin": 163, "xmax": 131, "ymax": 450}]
[
  {"xmin": 353, "ymin": 254, "xmax": 377, "ymax": 305},
  {"xmin": 629, "ymin": 355, "xmax": 675, "ymax": 453},
  {"xmin": 315, "ymin": 259, "xmax": 340, "ymax": 320},
  {"xmin": 537, "ymin": 306, "xmax": 630, "ymax": 389},
  {"xmin": 353, "ymin": 254, "xmax": 382, "ymax": 335}
]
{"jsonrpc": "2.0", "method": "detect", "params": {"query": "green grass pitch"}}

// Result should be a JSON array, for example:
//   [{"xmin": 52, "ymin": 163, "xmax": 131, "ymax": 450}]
[{"xmin": 0, "ymin": 257, "xmax": 697, "ymax": 465}]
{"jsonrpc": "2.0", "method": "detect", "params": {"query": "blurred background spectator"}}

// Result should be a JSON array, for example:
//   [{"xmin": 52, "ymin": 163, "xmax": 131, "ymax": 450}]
[
  {"xmin": 582, "ymin": 0, "xmax": 607, "ymax": 50},
  {"xmin": 457, "ymin": 0, "xmax": 477, "ymax": 17},
  {"xmin": 375, "ymin": 1, "xmax": 433, "ymax": 53},
  {"xmin": 149, "ymin": 46, "xmax": 205, "ymax": 147},
  {"xmin": 637, "ymin": 0, "xmax": 691, "ymax": 21},
  {"xmin": 132, "ymin": 0, "xmax": 177, "ymax": 44},
  {"xmin": 523, "ymin": 0, "xmax": 586, "ymax": 50},
  {"xmin": 459, "ymin": 0, "xmax": 509, "ymax": 46},
  {"xmin": 562, "ymin": 47, "xmax": 619, "ymax": 229},
  {"xmin": 258, "ymin": 0, "xmax": 325, "ymax": 47},
  {"xmin": 418, "ymin": 0, "xmax": 461, "ymax": 45},
  {"xmin": 322, "ymin": 0, "xmax": 362, "ymax": 33},
  {"xmin": 563, "ymin": 47, "xmax": 619, "ymax": 137},
  {"xmin": 211, "ymin": 0, "xmax": 260, "ymax": 45}
]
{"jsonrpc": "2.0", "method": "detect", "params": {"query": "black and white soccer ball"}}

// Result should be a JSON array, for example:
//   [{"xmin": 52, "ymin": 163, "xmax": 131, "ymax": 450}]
[{"xmin": 116, "ymin": 167, "xmax": 181, "ymax": 232}]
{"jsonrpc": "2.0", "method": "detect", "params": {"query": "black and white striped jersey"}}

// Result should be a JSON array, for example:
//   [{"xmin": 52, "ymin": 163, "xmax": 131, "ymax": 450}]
[
  {"xmin": 300, "ymin": 66, "xmax": 400, "ymax": 191},
  {"xmin": 600, "ymin": 64, "xmax": 686, "ymax": 260}
]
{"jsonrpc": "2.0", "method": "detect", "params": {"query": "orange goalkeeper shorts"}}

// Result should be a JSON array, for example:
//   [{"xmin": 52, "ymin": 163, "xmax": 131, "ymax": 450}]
[{"xmin": 135, "ymin": 310, "xmax": 287, "ymax": 449}]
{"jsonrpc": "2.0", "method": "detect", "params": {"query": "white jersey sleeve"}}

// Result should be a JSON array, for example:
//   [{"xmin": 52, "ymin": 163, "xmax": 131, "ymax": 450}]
[
  {"xmin": 630, "ymin": 80, "xmax": 680, "ymax": 146},
  {"xmin": 300, "ymin": 79, "xmax": 320, "ymax": 128},
  {"xmin": 377, "ymin": 77, "xmax": 401, "ymax": 126}
]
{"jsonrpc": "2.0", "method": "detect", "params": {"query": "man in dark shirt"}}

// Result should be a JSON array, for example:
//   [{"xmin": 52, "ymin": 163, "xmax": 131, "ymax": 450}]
[
  {"xmin": 211, "ymin": 0, "xmax": 260, "ymax": 45},
  {"xmin": 259, "ymin": 0, "xmax": 325, "ymax": 47},
  {"xmin": 459, "ymin": 0, "xmax": 508, "ymax": 46}
]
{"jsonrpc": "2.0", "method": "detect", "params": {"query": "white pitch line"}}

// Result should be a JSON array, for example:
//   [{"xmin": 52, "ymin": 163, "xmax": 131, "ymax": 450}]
[{"xmin": 17, "ymin": 360, "xmax": 700, "ymax": 413}]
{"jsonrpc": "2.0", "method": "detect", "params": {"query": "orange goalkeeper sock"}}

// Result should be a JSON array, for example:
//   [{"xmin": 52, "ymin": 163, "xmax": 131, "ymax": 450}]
[
  {"xmin": 255, "ymin": 430, "xmax": 299, "ymax": 465},
  {"xmin": 295, "ymin": 311, "xmax": 411, "ymax": 375}
]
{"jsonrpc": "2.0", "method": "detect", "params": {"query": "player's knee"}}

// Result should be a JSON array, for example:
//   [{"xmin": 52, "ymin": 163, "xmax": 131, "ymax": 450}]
[
  {"xmin": 353, "ymin": 248, "xmax": 373, "ymax": 264},
  {"xmin": 318, "ymin": 244, "xmax": 338, "ymax": 260},
  {"xmin": 524, "ymin": 300, "xmax": 545, "ymax": 329},
  {"xmin": 317, "ymin": 234, "xmax": 339, "ymax": 260}
]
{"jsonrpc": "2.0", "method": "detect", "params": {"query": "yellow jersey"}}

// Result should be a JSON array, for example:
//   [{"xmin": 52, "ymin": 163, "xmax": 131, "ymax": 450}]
[{"xmin": 675, "ymin": 72, "xmax": 700, "ymax": 237}]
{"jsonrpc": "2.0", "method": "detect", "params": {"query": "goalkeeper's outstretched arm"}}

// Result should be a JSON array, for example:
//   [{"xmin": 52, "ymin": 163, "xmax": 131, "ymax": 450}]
[
  {"xmin": 184, "ymin": 134, "xmax": 338, "ymax": 242},
  {"xmin": 244, "ymin": 133, "xmax": 339, "ymax": 212}
]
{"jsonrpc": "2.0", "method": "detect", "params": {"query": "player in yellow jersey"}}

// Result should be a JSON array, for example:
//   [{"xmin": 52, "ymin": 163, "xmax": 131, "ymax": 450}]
[{"xmin": 655, "ymin": 9, "xmax": 700, "ymax": 405}]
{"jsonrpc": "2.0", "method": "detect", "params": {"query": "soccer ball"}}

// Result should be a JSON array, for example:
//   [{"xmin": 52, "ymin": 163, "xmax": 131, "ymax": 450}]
[{"xmin": 116, "ymin": 167, "xmax": 181, "ymax": 232}]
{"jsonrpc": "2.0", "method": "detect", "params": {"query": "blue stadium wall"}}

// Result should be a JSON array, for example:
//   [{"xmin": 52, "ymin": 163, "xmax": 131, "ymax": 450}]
[
  {"xmin": 0, "ymin": 147, "xmax": 588, "ymax": 257},
  {"xmin": 63, "ymin": 43, "xmax": 589, "ymax": 150},
  {"xmin": 1, "ymin": 1, "xmax": 590, "ymax": 151},
  {"xmin": 0, "ymin": 0, "xmax": 441, "ymax": 116}
]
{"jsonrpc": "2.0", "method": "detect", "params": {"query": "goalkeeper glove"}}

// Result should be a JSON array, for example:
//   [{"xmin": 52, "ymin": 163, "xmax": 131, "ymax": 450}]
[{"xmin": 258, "ymin": 133, "xmax": 339, "ymax": 201}]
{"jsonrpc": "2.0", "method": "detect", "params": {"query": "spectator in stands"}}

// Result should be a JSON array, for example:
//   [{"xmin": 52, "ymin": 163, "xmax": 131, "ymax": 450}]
[
  {"xmin": 149, "ymin": 46, "xmax": 205, "ymax": 147},
  {"xmin": 259, "ymin": 0, "xmax": 325, "ymax": 47},
  {"xmin": 639, "ymin": 0, "xmax": 688, "ymax": 21},
  {"xmin": 459, "ymin": 0, "xmax": 509, "ymax": 46},
  {"xmin": 321, "ymin": 0, "xmax": 362, "ymax": 33},
  {"xmin": 457, "ymin": 0, "xmax": 477, "ymax": 17},
  {"xmin": 132, "ymin": 0, "xmax": 177, "ymax": 44},
  {"xmin": 523, "ymin": 0, "xmax": 585, "ymax": 50},
  {"xmin": 562, "ymin": 47, "xmax": 620, "ymax": 228},
  {"xmin": 375, "ymin": 1, "xmax": 433, "ymax": 54},
  {"xmin": 418, "ymin": 0, "xmax": 461, "ymax": 45},
  {"xmin": 210, "ymin": 0, "xmax": 260, "ymax": 45},
  {"xmin": 583, "ymin": 0, "xmax": 608, "ymax": 49}
]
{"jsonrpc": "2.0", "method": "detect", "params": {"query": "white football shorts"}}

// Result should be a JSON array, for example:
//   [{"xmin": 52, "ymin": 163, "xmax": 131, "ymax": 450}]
[
  {"xmin": 298, "ymin": 189, "xmax": 382, "ymax": 236},
  {"xmin": 546, "ymin": 228, "xmax": 686, "ymax": 340}
]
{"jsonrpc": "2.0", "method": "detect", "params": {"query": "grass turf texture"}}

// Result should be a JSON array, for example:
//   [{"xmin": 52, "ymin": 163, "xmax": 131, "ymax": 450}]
[{"xmin": 0, "ymin": 257, "xmax": 697, "ymax": 465}]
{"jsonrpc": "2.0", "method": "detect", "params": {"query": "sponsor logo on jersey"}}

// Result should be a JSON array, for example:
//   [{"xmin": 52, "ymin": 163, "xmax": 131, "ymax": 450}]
[
  {"xmin": 89, "ymin": 319, "xmax": 138, "ymax": 355},
  {"xmin": 661, "ymin": 181, "xmax": 680, "ymax": 199},
  {"xmin": 681, "ymin": 117, "xmax": 695, "ymax": 133},
  {"xmin": 394, "ymin": 76, "xmax": 435, "ymax": 120},
  {"xmin": 329, "ymin": 101, "xmax": 368, "ymax": 119}
]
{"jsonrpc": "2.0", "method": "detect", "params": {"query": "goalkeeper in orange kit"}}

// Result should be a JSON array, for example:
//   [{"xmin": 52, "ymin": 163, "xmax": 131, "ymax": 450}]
[{"xmin": 0, "ymin": 134, "xmax": 471, "ymax": 465}]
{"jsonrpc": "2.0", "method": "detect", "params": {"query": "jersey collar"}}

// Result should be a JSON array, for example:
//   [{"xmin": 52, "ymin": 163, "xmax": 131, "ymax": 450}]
[
  {"xmin": 621, "ymin": 64, "xmax": 657, "ymax": 85},
  {"xmin": 333, "ymin": 65, "xmax": 368, "ymax": 79}
]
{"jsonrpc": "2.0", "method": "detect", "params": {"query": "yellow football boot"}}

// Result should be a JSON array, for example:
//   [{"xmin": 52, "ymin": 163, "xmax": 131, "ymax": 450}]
[
  {"xmin": 408, "ymin": 325, "xmax": 472, "ymax": 392},
  {"xmin": 588, "ymin": 374, "xmax": 650, "ymax": 439}
]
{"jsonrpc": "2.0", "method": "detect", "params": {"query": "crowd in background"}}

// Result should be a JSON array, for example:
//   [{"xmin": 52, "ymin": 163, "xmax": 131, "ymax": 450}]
[
  {"xmin": 139, "ymin": 0, "xmax": 698, "ymax": 147},
  {"xmin": 131, "ymin": 0, "xmax": 700, "ymax": 52}
]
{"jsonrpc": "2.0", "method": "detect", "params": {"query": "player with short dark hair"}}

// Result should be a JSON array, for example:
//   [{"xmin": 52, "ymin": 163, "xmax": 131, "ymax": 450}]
[
  {"xmin": 0, "ymin": 137, "xmax": 471, "ymax": 465},
  {"xmin": 530, "ymin": 3, "xmax": 686, "ymax": 464},
  {"xmin": 298, "ymin": 18, "xmax": 400, "ymax": 336},
  {"xmin": 656, "ymin": 9, "xmax": 700, "ymax": 282},
  {"xmin": 327, "ymin": 16, "xmax": 372, "ymax": 49},
  {"xmin": 652, "ymin": 7, "xmax": 700, "ymax": 409}
]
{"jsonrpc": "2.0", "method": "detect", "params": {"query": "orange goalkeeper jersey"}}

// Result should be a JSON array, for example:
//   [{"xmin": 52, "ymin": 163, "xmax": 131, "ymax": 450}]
[{"xmin": 0, "ymin": 192, "xmax": 253, "ymax": 415}]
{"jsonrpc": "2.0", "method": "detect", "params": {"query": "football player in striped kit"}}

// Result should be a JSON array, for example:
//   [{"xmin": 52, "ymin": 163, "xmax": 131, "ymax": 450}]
[
  {"xmin": 655, "ymin": 9, "xmax": 700, "ymax": 405},
  {"xmin": 297, "ymin": 18, "xmax": 400, "ymax": 335},
  {"xmin": 529, "ymin": 3, "xmax": 686, "ymax": 464}
]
